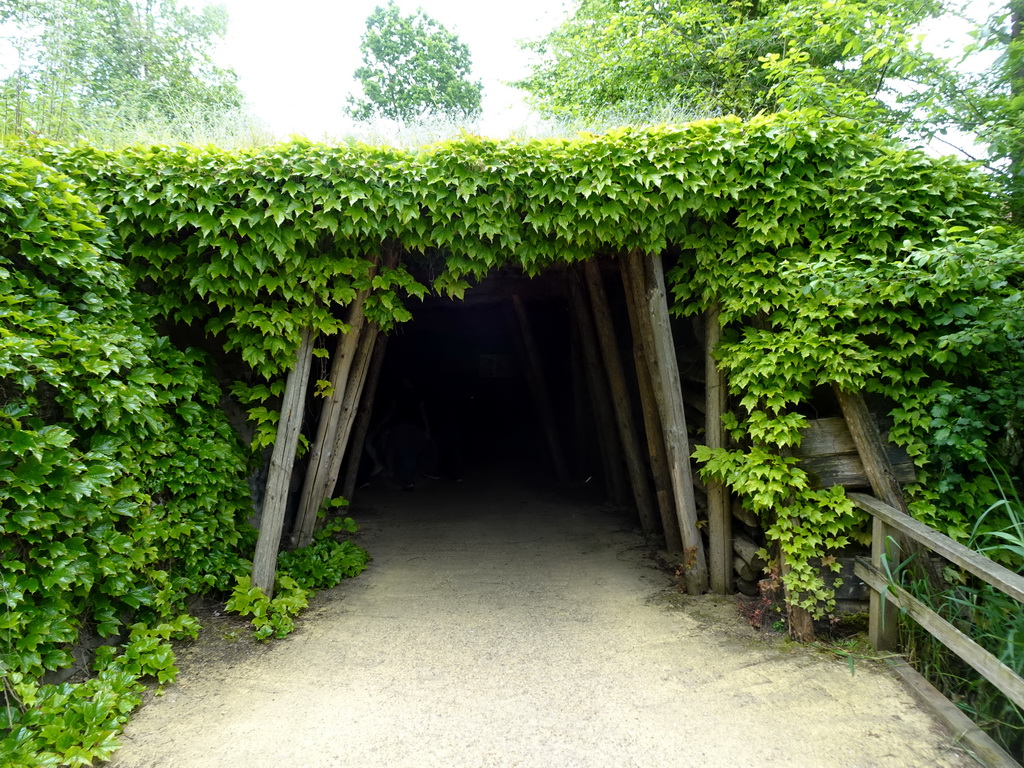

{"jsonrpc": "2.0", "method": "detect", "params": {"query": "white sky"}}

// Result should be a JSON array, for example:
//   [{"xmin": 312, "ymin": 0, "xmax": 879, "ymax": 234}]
[{"xmin": 202, "ymin": 0, "xmax": 570, "ymax": 139}]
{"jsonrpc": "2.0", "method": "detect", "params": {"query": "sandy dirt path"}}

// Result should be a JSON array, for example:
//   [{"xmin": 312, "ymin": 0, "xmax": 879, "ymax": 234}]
[{"xmin": 108, "ymin": 473, "xmax": 973, "ymax": 768}]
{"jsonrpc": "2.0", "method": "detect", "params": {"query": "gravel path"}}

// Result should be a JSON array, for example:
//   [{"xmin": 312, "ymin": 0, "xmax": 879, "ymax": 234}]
[{"xmin": 109, "ymin": 473, "xmax": 973, "ymax": 768}]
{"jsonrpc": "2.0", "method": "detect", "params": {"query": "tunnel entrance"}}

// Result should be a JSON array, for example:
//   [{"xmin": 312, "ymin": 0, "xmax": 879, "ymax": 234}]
[
  {"xmin": 261, "ymin": 252, "xmax": 721, "ymax": 601},
  {"xmin": 358, "ymin": 267, "xmax": 587, "ymax": 496}
]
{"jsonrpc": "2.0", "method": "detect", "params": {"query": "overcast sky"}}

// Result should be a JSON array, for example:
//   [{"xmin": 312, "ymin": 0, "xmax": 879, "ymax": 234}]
[{"xmin": 202, "ymin": 0, "xmax": 569, "ymax": 139}]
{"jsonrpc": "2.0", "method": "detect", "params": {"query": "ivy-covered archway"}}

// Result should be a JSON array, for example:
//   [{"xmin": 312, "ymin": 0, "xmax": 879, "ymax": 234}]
[
  {"xmin": 13, "ymin": 110, "xmax": 1023, "ymax": 764},
  {"xmin": 47, "ymin": 111, "xmax": 1000, "ymax": 605}
]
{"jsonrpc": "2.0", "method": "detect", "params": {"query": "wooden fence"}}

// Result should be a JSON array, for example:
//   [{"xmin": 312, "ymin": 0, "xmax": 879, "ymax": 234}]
[{"xmin": 851, "ymin": 492, "xmax": 1024, "ymax": 768}]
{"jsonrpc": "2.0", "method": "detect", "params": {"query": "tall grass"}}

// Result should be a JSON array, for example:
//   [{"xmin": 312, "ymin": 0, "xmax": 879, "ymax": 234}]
[
  {"xmin": 77, "ymin": 104, "xmax": 275, "ymax": 149},
  {"xmin": 890, "ymin": 473, "xmax": 1024, "ymax": 759},
  {"xmin": 321, "ymin": 100, "xmax": 710, "ymax": 149}
]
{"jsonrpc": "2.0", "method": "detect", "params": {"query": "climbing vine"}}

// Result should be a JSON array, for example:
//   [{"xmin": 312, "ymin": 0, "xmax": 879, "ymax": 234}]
[
  {"xmin": 3, "ymin": 110, "xmax": 1017, "ymax": 763},
  {"xmin": 0, "ymin": 151, "xmax": 368, "ymax": 766},
  {"xmin": 0, "ymin": 153, "xmax": 256, "ymax": 765},
  {"xmin": 47, "ymin": 112, "xmax": 1004, "ymax": 614},
  {"xmin": 685, "ymin": 224, "xmax": 1023, "ymax": 611}
]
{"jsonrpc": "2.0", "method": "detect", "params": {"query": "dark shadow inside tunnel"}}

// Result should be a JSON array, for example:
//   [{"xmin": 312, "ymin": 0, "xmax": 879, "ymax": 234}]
[{"xmin": 352, "ymin": 268, "xmax": 587, "ymax": 497}]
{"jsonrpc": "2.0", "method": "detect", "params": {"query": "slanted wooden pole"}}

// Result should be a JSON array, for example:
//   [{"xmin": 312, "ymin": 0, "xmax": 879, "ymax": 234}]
[
  {"xmin": 833, "ymin": 387, "xmax": 909, "ymax": 513},
  {"xmin": 619, "ymin": 255, "xmax": 682, "ymax": 552},
  {"xmin": 626, "ymin": 251, "xmax": 709, "ymax": 593},
  {"xmin": 292, "ymin": 295, "xmax": 371, "ymax": 546},
  {"xmin": 583, "ymin": 259, "xmax": 659, "ymax": 537},
  {"xmin": 511, "ymin": 294, "xmax": 571, "ymax": 484},
  {"xmin": 705, "ymin": 302, "xmax": 733, "ymax": 594},
  {"xmin": 340, "ymin": 335, "xmax": 389, "ymax": 501},
  {"xmin": 329, "ymin": 323, "xmax": 380, "ymax": 486},
  {"xmin": 569, "ymin": 322, "xmax": 591, "ymax": 481},
  {"xmin": 568, "ymin": 272, "xmax": 629, "ymax": 505},
  {"xmin": 294, "ymin": 320, "xmax": 379, "ymax": 547},
  {"xmin": 252, "ymin": 326, "xmax": 315, "ymax": 598},
  {"xmin": 833, "ymin": 386, "xmax": 945, "ymax": 594}
]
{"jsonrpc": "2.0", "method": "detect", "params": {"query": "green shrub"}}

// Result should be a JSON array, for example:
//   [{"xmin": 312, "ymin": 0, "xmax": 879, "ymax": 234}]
[{"xmin": 1, "ymin": 149, "xmax": 255, "ymax": 766}]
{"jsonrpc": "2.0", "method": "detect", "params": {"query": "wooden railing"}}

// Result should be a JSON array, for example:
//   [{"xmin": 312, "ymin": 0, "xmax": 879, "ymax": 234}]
[{"xmin": 850, "ymin": 492, "xmax": 1024, "ymax": 767}]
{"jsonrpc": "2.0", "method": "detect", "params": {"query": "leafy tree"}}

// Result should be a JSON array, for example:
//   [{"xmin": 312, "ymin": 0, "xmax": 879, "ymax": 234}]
[
  {"xmin": 517, "ymin": 0, "xmax": 1024, "ymax": 218},
  {"xmin": 516, "ymin": 0, "xmax": 948, "ymax": 126},
  {"xmin": 347, "ymin": 1, "xmax": 483, "ymax": 122},
  {"xmin": 0, "ymin": 0, "xmax": 243, "ymax": 139},
  {"xmin": 933, "ymin": 1, "xmax": 1024, "ymax": 219}
]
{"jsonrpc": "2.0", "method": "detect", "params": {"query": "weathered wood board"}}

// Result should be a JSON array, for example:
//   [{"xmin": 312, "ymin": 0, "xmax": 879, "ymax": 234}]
[{"xmin": 794, "ymin": 416, "xmax": 916, "ymax": 489}]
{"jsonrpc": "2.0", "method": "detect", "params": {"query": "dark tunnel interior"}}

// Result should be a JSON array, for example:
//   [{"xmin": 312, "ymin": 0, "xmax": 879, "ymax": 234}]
[{"xmin": 366, "ymin": 287, "xmax": 578, "ymax": 490}]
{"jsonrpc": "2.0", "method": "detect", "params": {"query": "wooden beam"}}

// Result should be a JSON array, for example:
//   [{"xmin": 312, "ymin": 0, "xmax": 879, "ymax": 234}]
[
  {"xmin": 796, "ymin": 453, "xmax": 917, "ymax": 490},
  {"xmin": 583, "ymin": 259, "xmax": 659, "ymax": 537},
  {"xmin": 794, "ymin": 416, "xmax": 916, "ymax": 488},
  {"xmin": 867, "ymin": 513, "xmax": 898, "ymax": 650},
  {"xmin": 292, "ymin": 295, "xmax": 371, "ymax": 547},
  {"xmin": 330, "ymin": 323, "xmax": 380, "ymax": 488},
  {"xmin": 885, "ymin": 658, "xmax": 1022, "ymax": 768},
  {"xmin": 704, "ymin": 302, "xmax": 733, "ymax": 594},
  {"xmin": 626, "ymin": 251, "xmax": 708, "ymax": 593},
  {"xmin": 833, "ymin": 387, "xmax": 910, "ymax": 512},
  {"xmin": 569, "ymin": 322, "xmax": 592, "ymax": 481},
  {"xmin": 340, "ymin": 334, "xmax": 389, "ymax": 501},
  {"xmin": 618, "ymin": 255, "xmax": 681, "ymax": 551},
  {"xmin": 511, "ymin": 294, "xmax": 570, "ymax": 484},
  {"xmin": 252, "ymin": 326, "xmax": 314, "ymax": 598},
  {"xmin": 293, "ymin": 320, "xmax": 379, "ymax": 547},
  {"xmin": 857, "ymin": 559, "xmax": 1024, "ymax": 712},
  {"xmin": 834, "ymin": 387, "xmax": 946, "ymax": 593},
  {"xmin": 568, "ymin": 273, "xmax": 629, "ymax": 505},
  {"xmin": 850, "ymin": 493, "xmax": 1024, "ymax": 604}
]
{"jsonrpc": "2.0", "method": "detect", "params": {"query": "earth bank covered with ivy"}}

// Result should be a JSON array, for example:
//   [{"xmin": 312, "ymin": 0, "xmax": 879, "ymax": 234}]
[{"xmin": 2, "ymin": 111, "xmax": 1021, "ymax": 764}]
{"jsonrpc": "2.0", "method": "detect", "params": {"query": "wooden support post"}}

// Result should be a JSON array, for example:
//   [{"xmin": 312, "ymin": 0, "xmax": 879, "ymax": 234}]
[
  {"xmin": 626, "ymin": 251, "xmax": 709, "ymax": 593},
  {"xmin": 779, "ymin": 545, "xmax": 817, "ymax": 642},
  {"xmin": 568, "ymin": 272, "xmax": 629, "ymax": 505},
  {"xmin": 869, "ymin": 514, "xmax": 899, "ymax": 650},
  {"xmin": 340, "ymin": 335, "xmax": 389, "ymax": 501},
  {"xmin": 833, "ymin": 386, "xmax": 945, "ymax": 594},
  {"xmin": 705, "ymin": 302, "xmax": 733, "ymax": 594},
  {"xmin": 583, "ymin": 259, "xmax": 659, "ymax": 537},
  {"xmin": 292, "ymin": 297, "xmax": 370, "ymax": 546},
  {"xmin": 619, "ymin": 256, "xmax": 682, "ymax": 552},
  {"xmin": 511, "ymin": 294, "xmax": 571, "ymax": 484},
  {"xmin": 293, "ymin": 320, "xmax": 379, "ymax": 547},
  {"xmin": 252, "ymin": 327, "xmax": 314, "ymax": 598}
]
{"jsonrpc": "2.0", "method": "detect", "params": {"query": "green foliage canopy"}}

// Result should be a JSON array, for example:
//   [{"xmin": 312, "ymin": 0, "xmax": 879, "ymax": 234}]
[
  {"xmin": 515, "ymin": 0, "xmax": 947, "ymax": 125},
  {"xmin": 4, "ymin": 112, "xmax": 1021, "ymax": 762},
  {"xmin": 347, "ymin": 1, "xmax": 483, "ymax": 122},
  {"xmin": 45, "ymin": 113, "xmax": 1010, "ymax": 612}
]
